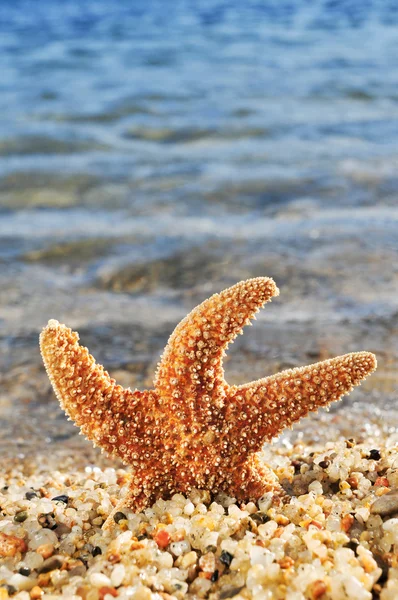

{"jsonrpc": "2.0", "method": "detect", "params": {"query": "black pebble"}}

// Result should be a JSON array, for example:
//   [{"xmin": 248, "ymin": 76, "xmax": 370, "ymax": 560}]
[
  {"xmin": 219, "ymin": 550, "xmax": 234, "ymax": 567},
  {"xmin": 368, "ymin": 449, "xmax": 381, "ymax": 460},
  {"xmin": 52, "ymin": 494, "xmax": 69, "ymax": 504},
  {"xmin": 211, "ymin": 569, "xmax": 219, "ymax": 582},
  {"xmin": 92, "ymin": 546, "xmax": 102, "ymax": 557},
  {"xmin": 25, "ymin": 490, "xmax": 38, "ymax": 500},
  {"xmin": 319, "ymin": 460, "xmax": 330, "ymax": 469},
  {"xmin": 113, "ymin": 511, "xmax": 127, "ymax": 523},
  {"xmin": 18, "ymin": 567, "xmax": 31, "ymax": 576}
]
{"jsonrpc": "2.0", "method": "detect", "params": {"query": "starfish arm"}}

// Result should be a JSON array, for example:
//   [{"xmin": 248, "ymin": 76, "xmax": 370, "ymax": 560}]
[
  {"xmin": 40, "ymin": 320, "xmax": 157, "ymax": 464},
  {"xmin": 226, "ymin": 351, "xmax": 377, "ymax": 452},
  {"xmin": 154, "ymin": 277, "xmax": 279, "ymax": 410}
]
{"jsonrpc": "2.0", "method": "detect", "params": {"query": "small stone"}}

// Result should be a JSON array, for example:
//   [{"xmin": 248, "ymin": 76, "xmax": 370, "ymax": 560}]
[
  {"xmin": 99, "ymin": 588, "xmax": 118, "ymax": 600},
  {"xmin": 180, "ymin": 551, "xmax": 197, "ymax": 569},
  {"xmin": 250, "ymin": 512, "xmax": 269, "ymax": 524},
  {"xmin": 92, "ymin": 545, "xmax": 102, "ymax": 556},
  {"xmin": 368, "ymin": 449, "xmax": 381, "ymax": 460},
  {"xmin": 113, "ymin": 511, "xmax": 127, "ymax": 524},
  {"xmin": 199, "ymin": 552, "xmax": 216, "ymax": 573},
  {"xmin": 37, "ymin": 555, "xmax": 63, "ymax": 574},
  {"xmin": 25, "ymin": 491, "xmax": 39, "ymax": 500},
  {"xmin": 14, "ymin": 510, "xmax": 28, "ymax": 523},
  {"xmin": 51, "ymin": 494, "xmax": 68, "ymax": 504},
  {"xmin": 8, "ymin": 573, "xmax": 35, "ymax": 591},
  {"xmin": 219, "ymin": 585, "xmax": 245, "ymax": 599},
  {"xmin": 30, "ymin": 587, "xmax": 43, "ymax": 599},
  {"xmin": 36, "ymin": 543, "xmax": 55, "ymax": 559},
  {"xmin": 110, "ymin": 563, "xmax": 125, "ymax": 587},
  {"xmin": 370, "ymin": 490, "xmax": 398, "ymax": 516},
  {"xmin": 347, "ymin": 476, "xmax": 359, "ymax": 490},
  {"xmin": 278, "ymin": 556, "xmax": 295, "ymax": 569},
  {"xmin": 375, "ymin": 477, "xmax": 389, "ymax": 488},
  {"xmin": 18, "ymin": 567, "xmax": 31, "ymax": 576},
  {"xmin": 90, "ymin": 573, "xmax": 112, "ymax": 588},
  {"xmin": 309, "ymin": 580, "xmax": 327, "ymax": 599},
  {"xmin": 0, "ymin": 532, "xmax": 27, "ymax": 557},
  {"xmin": 219, "ymin": 550, "xmax": 234, "ymax": 567},
  {"xmin": 0, "ymin": 585, "xmax": 17, "ymax": 597},
  {"xmin": 318, "ymin": 460, "xmax": 330, "ymax": 469},
  {"xmin": 37, "ymin": 513, "xmax": 57, "ymax": 529},
  {"xmin": 154, "ymin": 529, "xmax": 171, "ymax": 549},
  {"xmin": 341, "ymin": 514, "xmax": 354, "ymax": 532}
]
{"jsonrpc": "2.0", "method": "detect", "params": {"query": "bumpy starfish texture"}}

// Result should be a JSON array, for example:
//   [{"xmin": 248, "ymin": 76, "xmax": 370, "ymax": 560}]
[{"xmin": 40, "ymin": 278, "xmax": 377, "ymax": 527}]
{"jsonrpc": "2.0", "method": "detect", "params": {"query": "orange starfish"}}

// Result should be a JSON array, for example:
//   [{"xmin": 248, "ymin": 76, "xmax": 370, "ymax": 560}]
[{"xmin": 40, "ymin": 277, "xmax": 376, "ymax": 527}]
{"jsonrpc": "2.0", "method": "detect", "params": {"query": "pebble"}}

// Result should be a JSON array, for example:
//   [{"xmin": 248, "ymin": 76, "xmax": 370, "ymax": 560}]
[
  {"xmin": 310, "ymin": 580, "xmax": 328, "ymax": 598},
  {"xmin": 30, "ymin": 586, "xmax": 43, "ymax": 599},
  {"xmin": 25, "ymin": 491, "xmax": 39, "ymax": 500},
  {"xmin": 113, "ymin": 511, "xmax": 127, "ymax": 524},
  {"xmin": 8, "ymin": 573, "xmax": 35, "ymax": 592},
  {"xmin": 14, "ymin": 510, "xmax": 28, "ymax": 522},
  {"xmin": 0, "ymin": 586, "xmax": 17, "ymax": 598},
  {"xmin": 219, "ymin": 550, "xmax": 234, "ymax": 567},
  {"xmin": 368, "ymin": 449, "xmax": 381, "ymax": 460},
  {"xmin": 99, "ymin": 587, "xmax": 118, "ymax": 599},
  {"xmin": 36, "ymin": 543, "xmax": 55, "ymax": 559},
  {"xmin": 199, "ymin": 552, "xmax": 216, "ymax": 573},
  {"xmin": 0, "ymin": 532, "xmax": 27, "ymax": 557},
  {"xmin": 37, "ymin": 556, "xmax": 64, "ymax": 574},
  {"xmin": 154, "ymin": 529, "xmax": 171, "ymax": 549},
  {"xmin": 29, "ymin": 528, "xmax": 58, "ymax": 549},
  {"xmin": 51, "ymin": 494, "xmax": 68, "ymax": 504},
  {"xmin": 90, "ymin": 573, "xmax": 112, "ymax": 588},
  {"xmin": 370, "ymin": 490, "xmax": 398, "ymax": 516},
  {"xmin": 110, "ymin": 563, "xmax": 125, "ymax": 587}
]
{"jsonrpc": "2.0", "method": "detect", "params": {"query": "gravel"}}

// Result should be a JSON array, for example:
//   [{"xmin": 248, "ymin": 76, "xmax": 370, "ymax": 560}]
[{"xmin": 1, "ymin": 434, "xmax": 398, "ymax": 599}]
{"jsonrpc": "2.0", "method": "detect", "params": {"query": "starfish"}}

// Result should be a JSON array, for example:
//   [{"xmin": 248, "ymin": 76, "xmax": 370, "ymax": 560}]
[{"xmin": 40, "ymin": 277, "xmax": 376, "ymax": 527}]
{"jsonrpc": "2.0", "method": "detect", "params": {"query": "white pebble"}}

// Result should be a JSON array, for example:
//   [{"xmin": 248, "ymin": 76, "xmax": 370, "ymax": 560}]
[
  {"xmin": 90, "ymin": 572, "xmax": 112, "ymax": 587},
  {"xmin": 110, "ymin": 563, "xmax": 125, "ymax": 587},
  {"xmin": 29, "ymin": 528, "xmax": 58, "ymax": 549},
  {"xmin": 8, "ymin": 573, "xmax": 36, "ymax": 591},
  {"xmin": 184, "ymin": 502, "xmax": 195, "ymax": 515},
  {"xmin": 170, "ymin": 540, "xmax": 191, "ymax": 556}
]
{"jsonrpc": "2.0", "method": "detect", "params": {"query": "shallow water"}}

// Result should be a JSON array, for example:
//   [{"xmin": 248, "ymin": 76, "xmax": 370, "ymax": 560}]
[{"xmin": 0, "ymin": 0, "xmax": 398, "ymax": 457}]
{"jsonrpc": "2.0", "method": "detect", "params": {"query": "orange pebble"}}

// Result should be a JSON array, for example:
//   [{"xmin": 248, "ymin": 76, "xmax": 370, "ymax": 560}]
[
  {"xmin": 341, "ymin": 514, "xmax": 354, "ymax": 532},
  {"xmin": 30, "ymin": 587, "xmax": 43, "ymax": 599},
  {"xmin": 99, "ymin": 587, "xmax": 118, "ymax": 600},
  {"xmin": 0, "ymin": 532, "xmax": 27, "ymax": 557},
  {"xmin": 36, "ymin": 543, "xmax": 55, "ymax": 559},
  {"xmin": 375, "ymin": 477, "xmax": 389, "ymax": 488},
  {"xmin": 310, "ymin": 579, "xmax": 327, "ymax": 599},
  {"xmin": 154, "ymin": 529, "xmax": 171, "ymax": 549},
  {"xmin": 278, "ymin": 556, "xmax": 295, "ymax": 569}
]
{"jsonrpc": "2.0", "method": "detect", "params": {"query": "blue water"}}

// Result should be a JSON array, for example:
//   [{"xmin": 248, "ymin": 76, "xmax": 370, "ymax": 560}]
[{"xmin": 1, "ymin": 0, "xmax": 398, "ymax": 182}]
